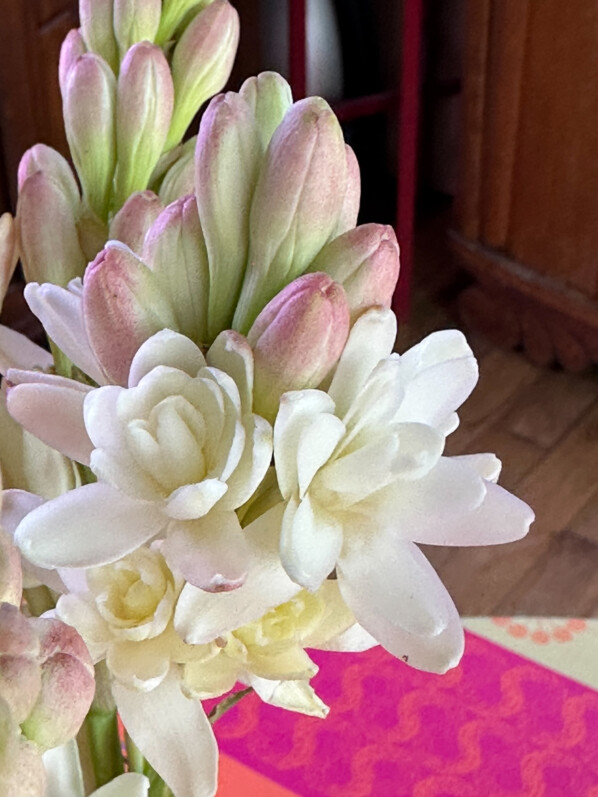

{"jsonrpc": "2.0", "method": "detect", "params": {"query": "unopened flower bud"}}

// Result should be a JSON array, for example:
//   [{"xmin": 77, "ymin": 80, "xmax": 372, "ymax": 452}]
[
  {"xmin": 336, "ymin": 145, "xmax": 361, "ymax": 234},
  {"xmin": 64, "ymin": 54, "xmax": 117, "ymax": 220},
  {"xmin": 110, "ymin": 190, "xmax": 164, "ymax": 253},
  {"xmin": 17, "ymin": 172, "xmax": 86, "ymax": 285},
  {"xmin": 233, "ymin": 97, "xmax": 348, "ymax": 333},
  {"xmin": 0, "ymin": 530, "xmax": 22, "ymax": 608},
  {"xmin": 239, "ymin": 71, "xmax": 293, "ymax": 151},
  {"xmin": 20, "ymin": 619, "xmax": 94, "ymax": 751},
  {"xmin": 114, "ymin": 43, "xmax": 174, "ymax": 210},
  {"xmin": 114, "ymin": 0, "xmax": 161, "ymax": 56},
  {"xmin": 309, "ymin": 224, "xmax": 400, "ymax": 320},
  {"xmin": 83, "ymin": 243, "xmax": 178, "ymax": 385},
  {"xmin": 0, "ymin": 699, "xmax": 45, "ymax": 797},
  {"xmin": 143, "ymin": 195, "xmax": 209, "ymax": 343},
  {"xmin": 0, "ymin": 604, "xmax": 40, "ymax": 724},
  {"xmin": 0, "ymin": 214, "xmax": 17, "ymax": 309},
  {"xmin": 248, "ymin": 273, "xmax": 350, "ymax": 421},
  {"xmin": 166, "ymin": 0, "xmax": 239, "ymax": 150},
  {"xmin": 156, "ymin": 0, "xmax": 210, "ymax": 46},
  {"xmin": 158, "ymin": 138, "xmax": 196, "ymax": 205},
  {"xmin": 79, "ymin": 0, "xmax": 119, "ymax": 72},
  {"xmin": 195, "ymin": 91, "xmax": 261, "ymax": 337},
  {"xmin": 17, "ymin": 144, "xmax": 80, "ymax": 208},
  {"xmin": 58, "ymin": 29, "xmax": 87, "ymax": 100}
]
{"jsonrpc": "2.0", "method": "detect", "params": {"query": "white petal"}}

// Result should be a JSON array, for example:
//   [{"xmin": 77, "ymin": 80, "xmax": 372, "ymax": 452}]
[
  {"xmin": 296, "ymin": 412, "xmax": 345, "ymax": 499},
  {"xmin": 113, "ymin": 668, "xmax": 218, "ymax": 797},
  {"xmin": 274, "ymin": 389, "xmax": 337, "ymax": 499},
  {"xmin": 55, "ymin": 594, "xmax": 110, "ymax": 663},
  {"xmin": 338, "ymin": 538, "xmax": 464, "ymax": 673},
  {"xmin": 0, "ymin": 324, "xmax": 53, "ymax": 374},
  {"xmin": 166, "ymin": 480, "xmax": 228, "ymax": 520},
  {"xmin": 175, "ymin": 503, "xmax": 300, "ymax": 644},
  {"xmin": 163, "ymin": 511, "xmax": 249, "ymax": 591},
  {"xmin": 406, "ymin": 479, "xmax": 534, "ymax": 546},
  {"xmin": 280, "ymin": 495, "xmax": 343, "ymax": 591},
  {"xmin": 92, "ymin": 773, "xmax": 150, "ymax": 797},
  {"xmin": 6, "ymin": 375, "xmax": 93, "ymax": 464},
  {"xmin": 452, "ymin": 453, "xmax": 502, "ymax": 483},
  {"xmin": 248, "ymin": 676, "xmax": 329, "ymax": 718},
  {"xmin": 207, "ymin": 330, "xmax": 254, "ymax": 414},
  {"xmin": 24, "ymin": 281, "xmax": 106, "ymax": 385},
  {"xmin": 128, "ymin": 329, "xmax": 206, "ymax": 387},
  {"xmin": 319, "ymin": 623, "xmax": 379, "ymax": 652},
  {"xmin": 107, "ymin": 637, "xmax": 171, "ymax": 692},
  {"xmin": 396, "ymin": 330, "xmax": 478, "ymax": 427},
  {"xmin": 220, "ymin": 414, "xmax": 273, "ymax": 510},
  {"xmin": 0, "ymin": 489, "xmax": 66, "ymax": 591},
  {"xmin": 338, "ymin": 529, "xmax": 451, "ymax": 638},
  {"xmin": 15, "ymin": 483, "xmax": 165, "ymax": 568},
  {"xmin": 372, "ymin": 456, "xmax": 488, "ymax": 529},
  {"xmin": 317, "ymin": 436, "xmax": 400, "ymax": 504},
  {"xmin": 42, "ymin": 739, "xmax": 85, "ymax": 797},
  {"xmin": 327, "ymin": 308, "xmax": 396, "ymax": 418}
]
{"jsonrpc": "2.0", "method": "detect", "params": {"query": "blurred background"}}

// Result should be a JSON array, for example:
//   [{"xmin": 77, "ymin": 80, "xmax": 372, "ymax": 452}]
[{"xmin": 1, "ymin": 0, "xmax": 597, "ymax": 619}]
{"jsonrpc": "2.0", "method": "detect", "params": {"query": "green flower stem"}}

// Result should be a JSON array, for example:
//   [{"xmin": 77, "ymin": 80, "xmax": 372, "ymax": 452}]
[
  {"xmin": 84, "ymin": 707, "xmax": 125, "ymax": 788},
  {"xmin": 23, "ymin": 585, "xmax": 55, "ymax": 616},
  {"xmin": 126, "ymin": 731, "xmax": 173, "ymax": 797},
  {"xmin": 208, "ymin": 687, "xmax": 253, "ymax": 724}
]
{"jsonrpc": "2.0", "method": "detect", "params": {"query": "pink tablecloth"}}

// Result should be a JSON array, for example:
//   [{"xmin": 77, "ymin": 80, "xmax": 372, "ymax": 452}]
[{"xmin": 215, "ymin": 632, "xmax": 598, "ymax": 796}]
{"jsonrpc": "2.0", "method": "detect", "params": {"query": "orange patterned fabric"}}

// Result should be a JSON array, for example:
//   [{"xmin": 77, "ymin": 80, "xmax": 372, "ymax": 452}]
[{"xmin": 215, "ymin": 633, "xmax": 598, "ymax": 796}]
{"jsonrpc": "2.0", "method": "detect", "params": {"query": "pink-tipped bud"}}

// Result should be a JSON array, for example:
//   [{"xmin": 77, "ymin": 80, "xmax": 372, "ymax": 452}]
[
  {"xmin": 17, "ymin": 145, "xmax": 80, "ymax": 208},
  {"xmin": 58, "ymin": 29, "xmax": 87, "ymax": 100},
  {"xmin": 17, "ymin": 172, "xmax": 86, "ymax": 286},
  {"xmin": 64, "ymin": 53, "xmax": 117, "ymax": 220},
  {"xmin": 143, "ymin": 195, "xmax": 209, "ymax": 344},
  {"xmin": 309, "ymin": 224, "xmax": 400, "ymax": 320},
  {"xmin": 0, "ymin": 215, "xmax": 17, "ymax": 310},
  {"xmin": 0, "ymin": 604, "xmax": 41, "ymax": 725},
  {"xmin": 233, "ymin": 97, "xmax": 348, "ymax": 334},
  {"xmin": 166, "ymin": 0, "xmax": 240, "ymax": 149},
  {"xmin": 0, "ymin": 699, "xmax": 45, "ymax": 797},
  {"xmin": 114, "ymin": 0, "xmax": 161, "ymax": 56},
  {"xmin": 248, "ymin": 273, "xmax": 350, "ymax": 422},
  {"xmin": 158, "ymin": 137, "xmax": 196, "ymax": 205},
  {"xmin": 195, "ymin": 91, "xmax": 261, "ymax": 338},
  {"xmin": 109, "ymin": 190, "xmax": 164, "ymax": 254},
  {"xmin": 83, "ymin": 243, "xmax": 177, "ymax": 385},
  {"xmin": 336, "ymin": 144, "xmax": 361, "ymax": 234},
  {"xmin": 20, "ymin": 618, "xmax": 94, "ymax": 751},
  {"xmin": 79, "ymin": 0, "xmax": 118, "ymax": 72},
  {"xmin": 156, "ymin": 0, "xmax": 206, "ymax": 46},
  {"xmin": 239, "ymin": 72, "xmax": 293, "ymax": 151},
  {"xmin": 0, "ymin": 530, "xmax": 22, "ymax": 608},
  {"xmin": 114, "ymin": 43, "xmax": 174, "ymax": 210}
]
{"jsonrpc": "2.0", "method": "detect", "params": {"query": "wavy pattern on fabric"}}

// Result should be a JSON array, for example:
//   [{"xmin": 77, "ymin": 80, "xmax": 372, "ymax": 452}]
[{"xmin": 215, "ymin": 633, "xmax": 598, "ymax": 797}]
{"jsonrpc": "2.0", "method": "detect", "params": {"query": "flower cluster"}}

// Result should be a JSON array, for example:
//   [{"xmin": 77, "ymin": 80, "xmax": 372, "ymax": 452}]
[{"xmin": 0, "ymin": 0, "xmax": 534, "ymax": 795}]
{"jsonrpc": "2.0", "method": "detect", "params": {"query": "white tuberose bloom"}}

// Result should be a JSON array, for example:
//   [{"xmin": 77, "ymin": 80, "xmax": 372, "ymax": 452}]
[
  {"xmin": 274, "ymin": 308, "xmax": 534, "ymax": 673},
  {"xmin": 14, "ymin": 330, "xmax": 272, "ymax": 591}
]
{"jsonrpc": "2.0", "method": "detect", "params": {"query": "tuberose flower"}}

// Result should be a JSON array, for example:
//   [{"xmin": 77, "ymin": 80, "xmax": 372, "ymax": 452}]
[
  {"xmin": 273, "ymin": 308, "xmax": 535, "ymax": 673},
  {"xmin": 12, "ymin": 330, "xmax": 272, "ymax": 591}
]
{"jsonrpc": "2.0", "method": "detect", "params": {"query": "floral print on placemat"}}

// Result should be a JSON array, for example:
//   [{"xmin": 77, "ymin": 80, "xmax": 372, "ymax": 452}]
[{"xmin": 464, "ymin": 617, "xmax": 598, "ymax": 691}]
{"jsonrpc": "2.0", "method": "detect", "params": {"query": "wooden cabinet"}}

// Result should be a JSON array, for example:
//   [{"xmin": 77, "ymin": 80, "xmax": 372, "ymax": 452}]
[
  {"xmin": 451, "ymin": 0, "xmax": 598, "ymax": 371},
  {"xmin": 0, "ymin": 1, "xmax": 77, "ymax": 210}
]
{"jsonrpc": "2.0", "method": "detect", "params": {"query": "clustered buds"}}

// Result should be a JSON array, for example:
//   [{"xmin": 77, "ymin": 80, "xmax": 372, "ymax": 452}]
[
  {"xmin": 0, "ymin": 529, "xmax": 94, "ymax": 796},
  {"xmin": 13, "ymin": 0, "xmax": 239, "ymax": 288}
]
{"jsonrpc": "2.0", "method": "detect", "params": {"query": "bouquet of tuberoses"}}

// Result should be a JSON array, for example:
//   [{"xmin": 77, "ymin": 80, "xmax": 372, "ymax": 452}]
[{"xmin": 0, "ymin": 1, "xmax": 534, "ymax": 795}]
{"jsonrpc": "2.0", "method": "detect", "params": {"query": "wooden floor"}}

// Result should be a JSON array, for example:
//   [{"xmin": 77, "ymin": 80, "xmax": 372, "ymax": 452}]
[{"xmin": 397, "ymin": 212, "xmax": 598, "ymax": 618}]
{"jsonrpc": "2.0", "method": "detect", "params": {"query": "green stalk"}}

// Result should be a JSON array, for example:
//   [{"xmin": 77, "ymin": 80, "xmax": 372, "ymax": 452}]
[
  {"xmin": 84, "ymin": 707, "xmax": 125, "ymax": 788},
  {"xmin": 126, "ymin": 731, "xmax": 173, "ymax": 797},
  {"xmin": 23, "ymin": 585, "xmax": 55, "ymax": 616},
  {"xmin": 208, "ymin": 687, "xmax": 253, "ymax": 724}
]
